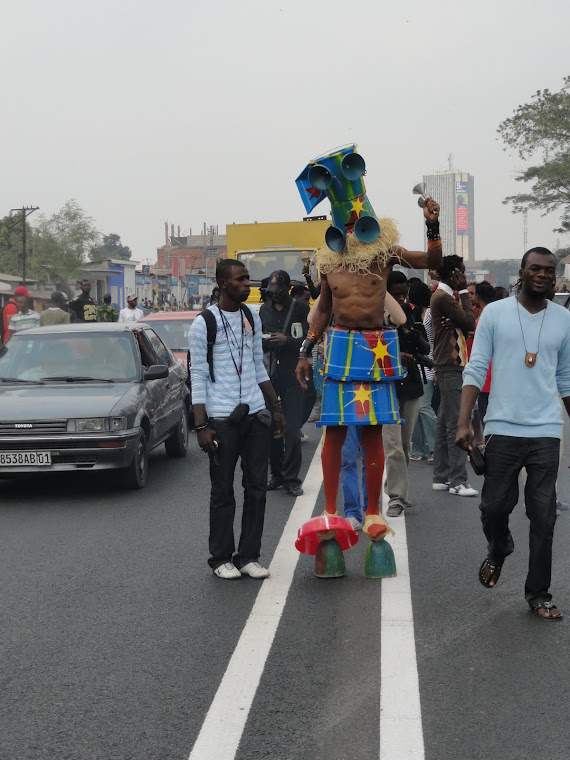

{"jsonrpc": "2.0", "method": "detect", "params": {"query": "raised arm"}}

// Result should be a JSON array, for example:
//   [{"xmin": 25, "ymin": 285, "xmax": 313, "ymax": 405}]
[{"xmin": 392, "ymin": 198, "xmax": 443, "ymax": 271}]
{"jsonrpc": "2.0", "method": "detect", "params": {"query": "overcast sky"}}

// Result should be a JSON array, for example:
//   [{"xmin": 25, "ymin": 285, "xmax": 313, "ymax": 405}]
[{"xmin": 1, "ymin": 0, "xmax": 568, "ymax": 265}]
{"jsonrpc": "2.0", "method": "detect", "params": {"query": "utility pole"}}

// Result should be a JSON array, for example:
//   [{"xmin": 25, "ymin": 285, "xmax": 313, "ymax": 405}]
[
  {"xmin": 10, "ymin": 205, "xmax": 39, "ymax": 285},
  {"xmin": 522, "ymin": 208, "xmax": 528, "ymax": 253}
]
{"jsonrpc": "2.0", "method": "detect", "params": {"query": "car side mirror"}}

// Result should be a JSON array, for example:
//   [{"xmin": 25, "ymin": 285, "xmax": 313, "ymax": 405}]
[{"xmin": 144, "ymin": 364, "xmax": 169, "ymax": 381}]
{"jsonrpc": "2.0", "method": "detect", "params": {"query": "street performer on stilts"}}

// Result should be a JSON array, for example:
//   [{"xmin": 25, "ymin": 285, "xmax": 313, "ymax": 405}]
[{"xmin": 295, "ymin": 146, "xmax": 442, "ymax": 543}]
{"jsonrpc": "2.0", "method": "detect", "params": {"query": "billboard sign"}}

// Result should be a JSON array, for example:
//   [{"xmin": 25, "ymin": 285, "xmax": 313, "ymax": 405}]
[{"xmin": 456, "ymin": 180, "xmax": 468, "ymax": 235}]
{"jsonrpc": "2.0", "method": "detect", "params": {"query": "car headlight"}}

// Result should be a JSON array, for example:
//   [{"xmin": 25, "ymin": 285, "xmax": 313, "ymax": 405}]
[
  {"xmin": 76, "ymin": 418, "xmax": 107, "ymax": 431},
  {"xmin": 68, "ymin": 417, "xmax": 127, "ymax": 432}
]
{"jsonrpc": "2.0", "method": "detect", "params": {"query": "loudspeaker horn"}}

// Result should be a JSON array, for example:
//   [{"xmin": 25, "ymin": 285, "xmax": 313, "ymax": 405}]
[
  {"xmin": 308, "ymin": 164, "xmax": 333, "ymax": 191},
  {"xmin": 325, "ymin": 225, "xmax": 346, "ymax": 252},
  {"xmin": 341, "ymin": 152, "xmax": 366, "ymax": 181},
  {"xmin": 354, "ymin": 216, "xmax": 380, "ymax": 244}
]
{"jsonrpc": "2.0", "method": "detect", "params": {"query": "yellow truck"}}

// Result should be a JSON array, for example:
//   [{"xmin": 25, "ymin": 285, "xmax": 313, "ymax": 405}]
[{"xmin": 226, "ymin": 219, "xmax": 329, "ymax": 304}]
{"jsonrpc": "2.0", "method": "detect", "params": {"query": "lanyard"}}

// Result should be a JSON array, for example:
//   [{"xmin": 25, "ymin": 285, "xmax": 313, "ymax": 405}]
[{"xmin": 219, "ymin": 307, "xmax": 244, "ymax": 400}]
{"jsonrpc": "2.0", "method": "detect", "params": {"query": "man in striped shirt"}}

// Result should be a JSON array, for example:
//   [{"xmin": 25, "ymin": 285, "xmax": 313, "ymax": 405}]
[
  {"xmin": 189, "ymin": 260, "xmax": 286, "ymax": 580},
  {"xmin": 6, "ymin": 294, "xmax": 40, "ymax": 339}
]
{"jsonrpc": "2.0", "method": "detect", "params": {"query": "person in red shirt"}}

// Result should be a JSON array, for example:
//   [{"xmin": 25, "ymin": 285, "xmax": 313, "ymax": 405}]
[
  {"xmin": 473, "ymin": 281, "xmax": 497, "ymax": 423},
  {"xmin": 2, "ymin": 286, "xmax": 32, "ymax": 342}
]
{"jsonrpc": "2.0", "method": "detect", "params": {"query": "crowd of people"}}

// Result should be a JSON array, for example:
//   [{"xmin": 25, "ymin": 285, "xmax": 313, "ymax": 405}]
[
  {"xmin": 191, "ymin": 248, "xmax": 570, "ymax": 622},
  {"xmin": 1, "ymin": 280, "xmax": 151, "ymax": 343},
  {"xmin": 4, "ymin": 247, "xmax": 565, "ymax": 622}
]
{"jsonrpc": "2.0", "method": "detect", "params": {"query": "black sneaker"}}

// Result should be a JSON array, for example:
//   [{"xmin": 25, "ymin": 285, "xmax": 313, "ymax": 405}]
[
  {"xmin": 386, "ymin": 504, "xmax": 404, "ymax": 517},
  {"xmin": 266, "ymin": 478, "xmax": 284, "ymax": 491}
]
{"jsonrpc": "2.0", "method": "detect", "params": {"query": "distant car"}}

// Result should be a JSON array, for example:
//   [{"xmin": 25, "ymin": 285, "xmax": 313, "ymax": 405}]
[
  {"xmin": 0, "ymin": 322, "xmax": 190, "ymax": 488},
  {"xmin": 138, "ymin": 310, "xmax": 201, "ymax": 362}
]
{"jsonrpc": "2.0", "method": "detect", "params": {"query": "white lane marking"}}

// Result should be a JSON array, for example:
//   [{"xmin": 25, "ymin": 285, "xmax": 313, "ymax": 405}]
[
  {"xmin": 381, "ymin": 496, "xmax": 425, "ymax": 759},
  {"xmin": 188, "ymin": 443, "xmax": 323, "ymax": 760}
]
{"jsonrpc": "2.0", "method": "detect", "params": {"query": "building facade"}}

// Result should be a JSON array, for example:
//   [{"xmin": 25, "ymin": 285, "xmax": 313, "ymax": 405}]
[
  {"xmin": 423, "ymin": 171, "xmax": 475, "ymax": 261},
  {"xmin": 156, "ymin": 223, "xmax": 226, "ymax": 279}
]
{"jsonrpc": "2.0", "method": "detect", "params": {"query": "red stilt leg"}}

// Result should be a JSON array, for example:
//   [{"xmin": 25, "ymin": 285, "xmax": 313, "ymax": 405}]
[
  {"xmin": 321, "ymin": 425, "xmax": 348, "ymax": 515},
  {"xmin": 362, "ymin": 426, "xmax": 388, "ymax": 539}
]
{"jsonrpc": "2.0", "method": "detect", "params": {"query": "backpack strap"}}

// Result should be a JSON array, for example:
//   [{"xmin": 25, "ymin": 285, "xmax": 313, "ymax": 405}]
[
  {"xmin": 199, "ymin": 308, "xmax": 218, "ymax": 383},
  {"xmin": 239, "ymin": 303, "xmax": 256, "ymax": 336},
  {"xmin": 199, "ymin": 304, "xmax": 256, "ymax": 384}
]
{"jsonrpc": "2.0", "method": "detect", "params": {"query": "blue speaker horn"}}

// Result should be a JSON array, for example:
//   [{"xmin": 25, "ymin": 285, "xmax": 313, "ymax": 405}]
[
  {"xmin": 341, "ymin": 152, "xmax": 366, "ymax": 181},
  {"xmin": 325, "ymin": 226, "xmax": 346, "ymax": 252},
  {"xmin": 354, "ymin": 216, "xmax": 380, "ymax": 243},
  {"xmin": 308, "ymin": 164, "xmax": 333, "ymax": 191}
]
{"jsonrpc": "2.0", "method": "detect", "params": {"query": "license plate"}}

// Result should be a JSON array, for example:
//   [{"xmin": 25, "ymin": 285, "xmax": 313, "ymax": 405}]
[{"xmin": 0, "ymin": 451, "xmax": 52, "ymax": 466}]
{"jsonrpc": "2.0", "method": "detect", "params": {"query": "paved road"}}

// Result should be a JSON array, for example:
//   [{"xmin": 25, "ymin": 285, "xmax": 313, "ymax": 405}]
[{"xmin": 2, "ymin": 425, "xmax": 570, "ymax": 760}]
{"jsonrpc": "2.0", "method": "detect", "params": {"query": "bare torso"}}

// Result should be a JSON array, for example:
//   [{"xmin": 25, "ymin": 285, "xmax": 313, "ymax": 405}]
[{"xmin": 326, "ymin": 263, "xmax": 390, "ymax": 330}]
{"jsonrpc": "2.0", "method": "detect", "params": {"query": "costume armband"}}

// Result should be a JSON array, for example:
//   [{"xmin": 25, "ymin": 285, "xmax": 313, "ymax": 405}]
[{"xmin": 425, "ymin": 220, "xmax": 441, "ymax": 242}]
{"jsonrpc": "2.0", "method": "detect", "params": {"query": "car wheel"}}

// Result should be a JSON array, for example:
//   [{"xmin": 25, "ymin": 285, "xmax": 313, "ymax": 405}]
[
  {"xmin": 124, "ymin": 429, "xmax": 148, "ymax": 489},
  {"xmin": 165, "ymin": 407, "xmax": 189, "ymax": 458}
]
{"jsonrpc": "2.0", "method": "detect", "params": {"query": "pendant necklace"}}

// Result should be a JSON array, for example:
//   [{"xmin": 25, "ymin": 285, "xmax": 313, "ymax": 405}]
[{"xmin": 516, "ymin": 297, "xmax": 547, "ymax": 368}]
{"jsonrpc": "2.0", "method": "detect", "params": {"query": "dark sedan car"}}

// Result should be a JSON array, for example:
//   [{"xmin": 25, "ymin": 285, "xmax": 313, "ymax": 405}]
[{"xmin": 0, "ymin": 322, "xmax": 190, "ymax": 488}]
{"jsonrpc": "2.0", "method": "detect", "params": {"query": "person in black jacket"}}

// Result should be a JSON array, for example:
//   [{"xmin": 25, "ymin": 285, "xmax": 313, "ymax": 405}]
[
  {"xmin": 260, "ymin": 270, "xmax": 310, "ymax": 497},
  {"xmin": 68, "ymin": 280, "xmax": 97, "ymax": 322},
  {"xmin": 382, "ymin": 271, "xmax": 430, "ymax": 517}
]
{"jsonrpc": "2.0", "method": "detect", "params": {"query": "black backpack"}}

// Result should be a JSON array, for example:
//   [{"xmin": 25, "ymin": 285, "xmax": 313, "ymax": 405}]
[{"xmin": 191, "ymin": 304, "xmax": 256, "ymax": 383}]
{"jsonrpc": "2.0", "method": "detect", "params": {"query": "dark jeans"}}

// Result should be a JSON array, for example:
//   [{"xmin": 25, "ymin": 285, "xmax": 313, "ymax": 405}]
[
  {"xmin": 270, "ymin": 379, "xmax": 305, "ymax": 489},
  {"xmin": 433, "ymin": 370, "xmax": 468, "ymax": 487},
  {"xmin": 208, "ymin": 415, "xmax": 270, "ymax": 570},
  {"xmin": 480, "ymin": 434, "xmax": 559, "ymax": 603}
]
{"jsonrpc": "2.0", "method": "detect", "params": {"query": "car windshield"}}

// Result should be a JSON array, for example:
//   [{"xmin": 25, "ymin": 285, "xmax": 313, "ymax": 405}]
[
  {"xmin": 0, "ymin": 332, "xmax": 140, "ymax": 383},
  {"xmin": 237, "ymin": 249, "xmax": 314, "ymax": 283},
  {"xmin": 148, "ymin": 319, "xmax": 194, "ymax": 351}
]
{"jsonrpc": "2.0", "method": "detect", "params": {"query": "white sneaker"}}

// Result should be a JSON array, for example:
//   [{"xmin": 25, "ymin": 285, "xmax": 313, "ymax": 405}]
[
  {"xmin": 432, "ymin": 481, "xmax": 450, "ymax": 491},
  {"xmin": 346, "ymin": 516, "xmax": 363, "ymax": 531},
  {"xmin": 300, "ymin": 430, "xmax": 309, "ymax": 443},
  {"xmin": 239, "ymin": 561, "xmax": 270, "ymax": 579},
  {"xmin": 449, "ymin": 484, "xmax": 479, "ymax": 497},
  {"xmin": 213, "ymin": 562, "xmax": 242, "ymax": 579}
]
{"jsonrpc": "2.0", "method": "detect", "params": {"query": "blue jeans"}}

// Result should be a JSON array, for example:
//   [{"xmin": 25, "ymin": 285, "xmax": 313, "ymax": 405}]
[
  {"xmin": 340, "ymin": 425, "xmax": 367, "ymax": 521},
  {"xmin": 411, "ymin": 380, "xmax": 436, "ymax": 457}
]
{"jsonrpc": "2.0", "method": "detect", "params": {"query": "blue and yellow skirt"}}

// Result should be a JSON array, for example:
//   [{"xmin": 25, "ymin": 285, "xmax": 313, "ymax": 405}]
[
  {"xmin": 323, "ymin": 326, "xmax": 405, "ymax": 382},
  {"xmin": 318, "ymin": 378, "xmax": 401, "ymax": 426},
  {"xmin": 316, "ymin": 327, "xmax": 404, "ymax": 427}
]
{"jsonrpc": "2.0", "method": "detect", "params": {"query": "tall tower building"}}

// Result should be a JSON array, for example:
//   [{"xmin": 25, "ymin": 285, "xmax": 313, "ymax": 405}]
[{"xmin": 423, "ymin": 171, "xmax": 475, "ymax": 261}]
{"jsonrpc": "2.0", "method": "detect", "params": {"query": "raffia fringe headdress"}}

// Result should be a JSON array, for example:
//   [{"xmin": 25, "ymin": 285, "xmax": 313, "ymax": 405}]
[{"xmin": 316, "ymin": 217, "xmax": 400, "ymax": 276}]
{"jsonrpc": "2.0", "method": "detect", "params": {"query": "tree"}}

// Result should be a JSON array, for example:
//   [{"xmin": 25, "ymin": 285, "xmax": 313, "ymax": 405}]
[
  {"xmin": 554, "ymin": 245, "xmax": 570, "ymax": 274},
  {"xmin": 0, "ymin": 214, "xmax": 30, "ymax": 276},
  {"xmin": 89, "ymin": 233, "xmax": 132, "ymax": 262},
  {"xmin": 30, "ymin": 200, "xmax": 101, "ymax": 288},
  {"xmin": 498, "ymin": 76, "xmax": 570, "ymax": 234}
]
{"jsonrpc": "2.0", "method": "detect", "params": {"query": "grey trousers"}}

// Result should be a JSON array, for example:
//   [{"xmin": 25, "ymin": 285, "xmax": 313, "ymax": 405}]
[
  {"xmin": 433, "ymin": 370, "xmax": 468, "ymax": 488},
  {"xmin": 383, "ymin": 396, "xmax": 421, "ymax": 508}
]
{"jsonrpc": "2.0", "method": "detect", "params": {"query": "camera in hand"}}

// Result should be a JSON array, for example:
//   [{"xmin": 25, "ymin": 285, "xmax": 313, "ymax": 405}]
[{"xmin": 415, "ymin": 353, "xmax": 434, "ymax": 370}]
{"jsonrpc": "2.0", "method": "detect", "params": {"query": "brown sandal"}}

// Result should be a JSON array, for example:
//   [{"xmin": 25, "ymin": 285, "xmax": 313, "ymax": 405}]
[{"xmin": 529, "ymin": 600, "xmax": 563, "ymax": 621}]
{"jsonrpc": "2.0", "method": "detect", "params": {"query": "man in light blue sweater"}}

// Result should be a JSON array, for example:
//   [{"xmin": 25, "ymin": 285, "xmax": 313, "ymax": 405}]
[{"xmin": 456, "ymin": 248, "xmax": 570, "ymax": 621}]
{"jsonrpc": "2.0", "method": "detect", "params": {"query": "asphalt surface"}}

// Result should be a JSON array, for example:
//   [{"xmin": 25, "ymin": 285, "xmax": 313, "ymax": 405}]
[{"xmin": 2, "ymin": 424, "xmax": 570, "ymax": 760}]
